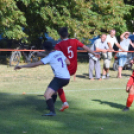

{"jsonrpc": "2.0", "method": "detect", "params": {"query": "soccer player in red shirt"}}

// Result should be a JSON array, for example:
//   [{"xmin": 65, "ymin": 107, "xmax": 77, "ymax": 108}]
[
  {"xmin": 54, "ymin": 27, "xmax": 100, "ymax": 111},
  {"xmin": 123, "ymin": 59, "xmax": 134, "ymax": 111}
]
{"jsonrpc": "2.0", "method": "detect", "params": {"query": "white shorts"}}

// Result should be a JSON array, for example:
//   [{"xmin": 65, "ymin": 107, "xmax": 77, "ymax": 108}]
[{"xmin": 103, "ymin": 59, "xmax": 111, "ymax": 69}]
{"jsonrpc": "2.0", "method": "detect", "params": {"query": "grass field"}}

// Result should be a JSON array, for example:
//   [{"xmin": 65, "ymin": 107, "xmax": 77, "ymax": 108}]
[{"xmin": 0, "ymin": 61, "xmax": 134, "ymax": 134}]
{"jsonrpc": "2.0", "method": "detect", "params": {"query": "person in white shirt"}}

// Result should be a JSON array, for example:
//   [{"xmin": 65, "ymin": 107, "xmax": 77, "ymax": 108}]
[
  {"xmin": 89, "ymin": 34, "xmax": 110, "ymax": 80},
  {"xmin": 102, "ymin": 29, "xmax": 125, "ymax": 79},
  {"xmin": 14, "ymin": 41, "xmax": 70, "ymax": 116},
  {"xmin": 117, "ymin": 32, "xmax": 134, "ymax": 78}
]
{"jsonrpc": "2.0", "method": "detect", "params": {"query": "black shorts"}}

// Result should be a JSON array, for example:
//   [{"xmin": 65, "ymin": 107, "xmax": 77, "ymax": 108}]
[{"xmin": 48, "ymin": 77, "xmax": 70, "ymax": 92}]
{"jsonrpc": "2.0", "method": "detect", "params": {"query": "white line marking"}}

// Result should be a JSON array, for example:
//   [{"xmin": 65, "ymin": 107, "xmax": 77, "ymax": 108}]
[
  {"xmin": 66, "ymin": 88, "xmax": 124, "ymax": 91},
  {"xmin": 1, "ymin": 88, "xmax": 125, "ymax": 95}
]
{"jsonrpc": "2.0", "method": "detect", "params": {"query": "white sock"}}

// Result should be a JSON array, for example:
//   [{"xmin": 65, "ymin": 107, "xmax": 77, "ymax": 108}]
[
  {"xmin": 107, "ymin": 73, "xmax": 109, "ymax": 77},
  {"xmin": 64, "ymin": 102, "xmax": 69, "ymax": 105},
  {"xmin": 102, "ymin": 75, "xmax": 106, "ymax": 78}
]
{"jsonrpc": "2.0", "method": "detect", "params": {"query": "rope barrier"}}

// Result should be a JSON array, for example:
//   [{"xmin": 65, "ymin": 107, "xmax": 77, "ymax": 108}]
[
  {"xmin": 0, "ymin": 49, "xmax": 45, "ymax": 52},
  {"xmin": 0, "ymin": 48, "xmax": 133, "ymax": 82},
  {"xmin": 0, "ymin": 49, "xmax": 134, "ymax": 52}
]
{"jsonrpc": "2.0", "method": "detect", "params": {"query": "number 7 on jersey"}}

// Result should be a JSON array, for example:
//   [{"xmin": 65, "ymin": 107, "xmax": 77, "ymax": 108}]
[{"xmin": 57, "ymin": 58, "xmax": 64, "ymax": 68}]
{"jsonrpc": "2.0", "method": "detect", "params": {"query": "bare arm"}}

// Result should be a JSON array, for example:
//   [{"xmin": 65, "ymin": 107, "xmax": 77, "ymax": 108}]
[
  {"xmin": 65, "ymin": 58, "xmax": 70, "ymax": 65},
  {"xmin": 82, "ymin": 45, "xmax": 100, "ymax": 58},
  {"xmin": 107, "ymin": 42, "xmax": 114, "ymax": 50},
  {"xmin": 82, "ymin": 45, "xmax": 96, "ymax": 55},
  {"xmin": 120, "ymin": 32, "xmax": 130, "ymax": 41},
  {"xmin": 14, "ymin": 61, "xmax": 43, "ymax": 70},
  {"xmin": 130, "ymin": 40, "xmax": 134, "ymax": 48},
  {"xmin": 95, "ymin": 47, "xmax": 107, "ymax": 53},
  {"xmin": 115, "ymin": 43, "xmax": 125, "ymax": 51}
]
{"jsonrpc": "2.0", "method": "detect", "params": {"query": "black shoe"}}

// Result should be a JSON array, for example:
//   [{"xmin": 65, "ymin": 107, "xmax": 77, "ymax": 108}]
[
  {"xmin": 123, "ymin": 107, "xmax": 129, "ymax": 112},
  {"xmin": 42, "ymin": 111, "xmax": 56, "ymax": 116}
]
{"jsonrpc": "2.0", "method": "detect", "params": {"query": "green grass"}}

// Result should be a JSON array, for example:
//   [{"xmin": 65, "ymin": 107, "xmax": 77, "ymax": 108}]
[{"xmin": 0, "ymin": 62, "xmax": 134, "ymax": 134}]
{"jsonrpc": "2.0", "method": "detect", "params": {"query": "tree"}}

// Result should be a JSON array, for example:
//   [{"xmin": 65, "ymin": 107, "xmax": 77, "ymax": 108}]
[
  {"xmin": 0, "ymin": 0, "xmax": 27, "ymax": 40},
  {"xmin": 0, "ymin": 0, "xmax": 133, "ymax": 45},
  {"xmin": 89, "ymin": 0, "xmax": 133, "ymax": 36},
  {"xmin": 124, "ymin": 0, "xmax": 134, "ymax": 32}
]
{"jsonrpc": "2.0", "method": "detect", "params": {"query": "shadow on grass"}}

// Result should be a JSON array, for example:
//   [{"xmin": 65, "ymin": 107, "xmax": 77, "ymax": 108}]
[
  {"xmin": 0, "ymin": 93, "xmax": 134, "ymax": 134},
  {"xmin": 122, "ymin": 73, "xmax": 131, "ymax": 77},
  {"xmin": 76, "ymin": 73, "xmax": 89, "ymax": 79},
  {"xmin": 92, "ymin": 99, "xmax": 125, "ymax": 109},
  {"xmin": 76, "ymin": 75, "xmax": 87, "ymax": 79}
]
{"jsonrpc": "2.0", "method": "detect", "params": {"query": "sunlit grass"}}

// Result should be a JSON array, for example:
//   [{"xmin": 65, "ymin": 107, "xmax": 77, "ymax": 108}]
[{"xmin": 0, "ymin": 61, "xmax": 134, "ymax": 134}]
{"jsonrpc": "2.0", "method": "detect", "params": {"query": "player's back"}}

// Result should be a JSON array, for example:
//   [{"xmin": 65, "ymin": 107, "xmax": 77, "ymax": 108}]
[
  {"xmin": 55, "ymin": 38, "xmax": 84, "ymax": 75},
  {"xmin": 41, "ymin": 51, "xmax": 70, "ymax": 79}
]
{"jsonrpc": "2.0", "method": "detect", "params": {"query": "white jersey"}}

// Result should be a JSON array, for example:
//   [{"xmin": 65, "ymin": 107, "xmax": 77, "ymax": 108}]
[{"xmin": 41, "ymin": 51, "xmax": 70, "ymax": 79}]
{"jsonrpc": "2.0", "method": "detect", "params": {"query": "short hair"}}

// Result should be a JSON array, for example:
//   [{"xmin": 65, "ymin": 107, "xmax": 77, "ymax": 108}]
[
  {"xmin": 59, "ymin": 27, "xmax": 68, "ymax": 38},
  {"xmin": 110, "ymin": 29, "xmax": 116, "ymax": 33},
  {"xmin": 43, "ymin": 41, "xmax": 54, "ymax": 51},
  {"xmin": 101, "ymin": 34, "xmax": 107, "ymax": 37}
]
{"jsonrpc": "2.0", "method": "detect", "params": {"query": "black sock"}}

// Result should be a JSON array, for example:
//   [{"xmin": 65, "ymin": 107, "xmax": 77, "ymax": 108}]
[
  {"xmin": 52, "ymin": 94, "xmax": 57, "ymax": 104},
  {"xmin": 46, "ymin": 98, "xmax": 55, "ymax": 113}
]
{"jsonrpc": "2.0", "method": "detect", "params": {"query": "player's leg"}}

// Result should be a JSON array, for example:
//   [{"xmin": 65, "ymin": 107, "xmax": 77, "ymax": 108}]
[
  {"xmin": 123, "ymin": 76, "xmax": 134, "ymax": 111},
  {"xmin": 42, "ymin": 77, "xmax": 60, "ymax": 116},
  {"xmin": 126, "ymin": 76, "xmax": 134, "ymax": 92},
  {"xmin": 124, "ymin": 86, "xmax": 134, "ymax": 111},
  {"xmin": 89, "ymin": 58, "xmax": 95, "ymax": 80},
  {"xmin": 57, "ymin": 70, "xmax": 76, "ymax": 112},
  {"xmin": 57, "ymin": 71, "xmax": 76, "ymax": 111},
  {"xmin": 58, "ymin": 88, "xmax": 69, "ymax": 112},
  {"xmin": 51, "ymin": 92, "xmax": 57, "ymax": 104},
  {"xmin": 47, "ymin": 77, "xmax": 69, "ymax": 113},
  {"xmin": 43, "ymin": 87, "xmax": 56, "ymax": 116},
  {"xmin": 54, "ymin": 88, "xmax": 68, "ymax": 112},
  {"xmin": 58, "ymin": 78, "xmax": 70, "ymax": 111},
  {"xmin": 46, "ymin": 92, "xmax": 57, "ymax": 110}
]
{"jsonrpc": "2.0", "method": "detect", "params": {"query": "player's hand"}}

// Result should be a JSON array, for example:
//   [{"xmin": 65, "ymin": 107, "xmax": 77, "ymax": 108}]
[
  {"xmin": 94, "ymin": 54, "xmax": 100, "ymax": 59},
  {"xmin": 14, "ymin": 66, "xmax": 22, "ymax": 70}
]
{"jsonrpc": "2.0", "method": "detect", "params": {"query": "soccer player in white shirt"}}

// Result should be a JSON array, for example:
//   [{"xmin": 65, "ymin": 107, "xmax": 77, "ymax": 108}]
[{"xmin": 14, "ymin": 41, "xmax": 70, "ymax": 116}]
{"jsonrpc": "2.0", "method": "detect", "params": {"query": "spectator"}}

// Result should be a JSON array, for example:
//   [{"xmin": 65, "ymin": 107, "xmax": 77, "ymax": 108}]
[
  {"xmin": 88, "ymin": 34, "xmax": 109, "ymax": 80},
  {"xmin": 102, "ymin": 30, "xmax": 125, "ymax": 79},
  {"xmin": 117, "ymin": 32, "xmax": 134, "ymax": 78}
]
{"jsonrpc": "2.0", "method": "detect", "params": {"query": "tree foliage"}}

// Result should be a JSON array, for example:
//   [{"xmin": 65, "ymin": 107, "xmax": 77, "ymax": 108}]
[
  {"xmin": 0, "ymin": 0, "xmax": 133, "ymax": 44},
  {"xmin": 0, "ymin": 0, "xmax": 27, "ymax": 40},
  {"xmin": 124, "ymin": 0, "xmax": 134, "ymax": 32}
]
